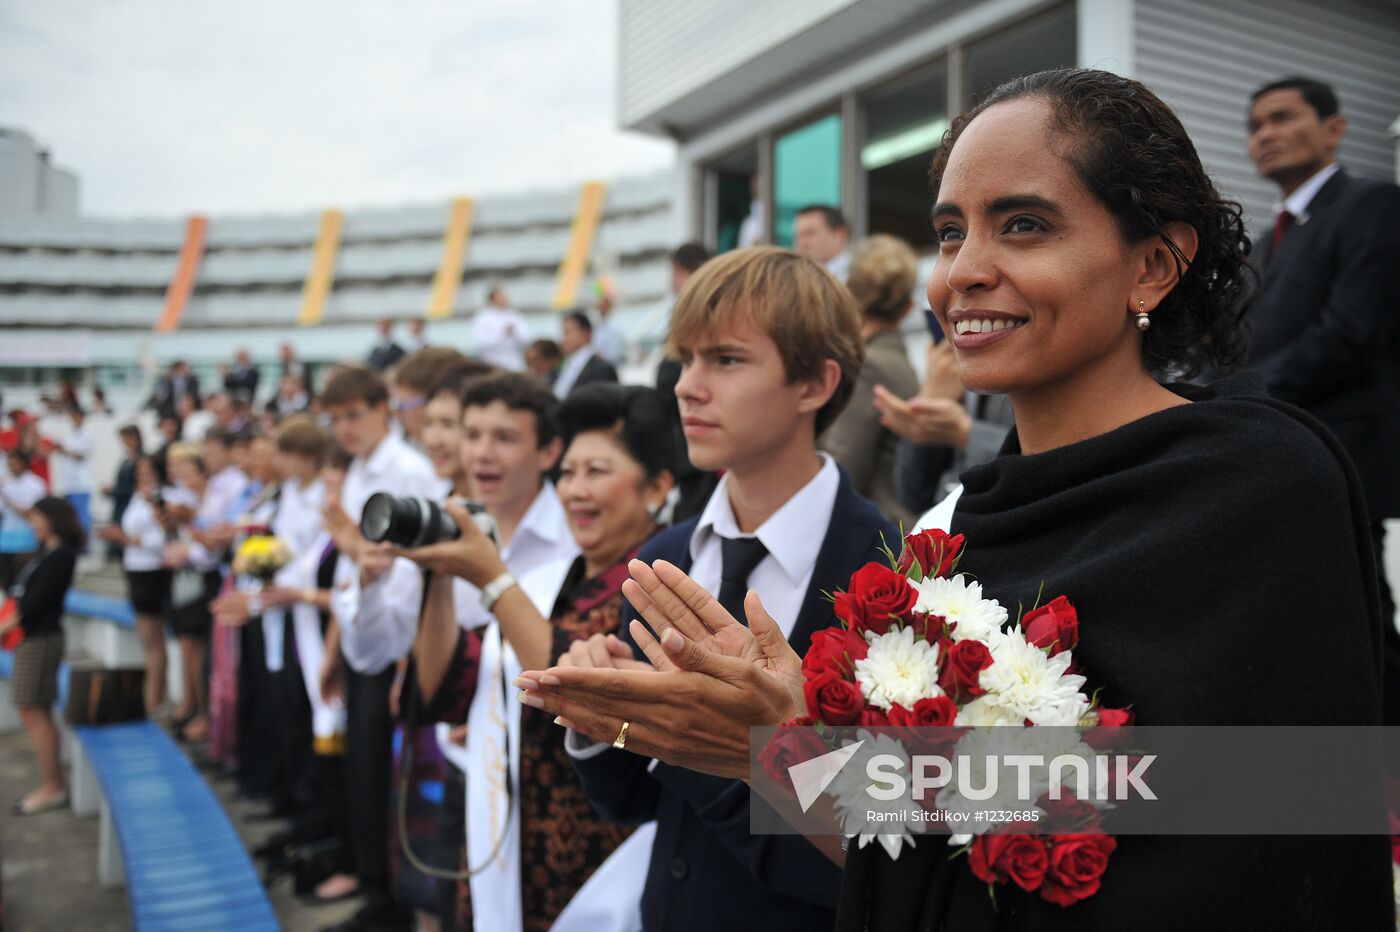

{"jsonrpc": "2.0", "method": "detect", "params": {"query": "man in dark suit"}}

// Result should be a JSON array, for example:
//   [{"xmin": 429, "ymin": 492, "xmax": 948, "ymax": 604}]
[
  {"xmin": 366, "ymin": 317, "xmax": 407, "ymax": 372},
  {"xmin": 145, "ymin": 359, "xmax": 201, "ymax": 419},
  {"xmin": 552, "ymin": 310, "xmax": 618, "ymax": 398},
  {"xmin": 566, "ymin": 248, "xmax": 894, "ymax": 930},
  {"xmin": 1245, "ymin": 76, "xmax": 1400, "ymax": 718},
  {"xmin": 221, "ymin": 347, "xmax": 260, "ymax": 404}
]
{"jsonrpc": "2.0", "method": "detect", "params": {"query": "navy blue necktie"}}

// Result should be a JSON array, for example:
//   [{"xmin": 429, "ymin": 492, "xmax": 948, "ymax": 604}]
[{"xmin": 718, "ymin": 536, "xmax": 768, "ymax": 625}]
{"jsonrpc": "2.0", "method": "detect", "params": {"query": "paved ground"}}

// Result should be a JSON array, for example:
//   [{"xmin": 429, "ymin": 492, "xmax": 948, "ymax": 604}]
[{"xmin": 0, "ymin": 727, "xmax": 360, "ymax": 931}]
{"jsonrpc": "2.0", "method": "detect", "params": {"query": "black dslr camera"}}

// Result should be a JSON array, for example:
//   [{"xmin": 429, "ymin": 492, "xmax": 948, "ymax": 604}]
[{"xmin": 359, "ymin": 493, "xmax": 498, "ymax": 548}]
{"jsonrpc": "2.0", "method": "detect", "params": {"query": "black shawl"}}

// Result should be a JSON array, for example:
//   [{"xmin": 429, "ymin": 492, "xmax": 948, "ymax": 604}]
[{"xmin": 837, "ymin": 374, "xmax": 1393, "ymax": 931}]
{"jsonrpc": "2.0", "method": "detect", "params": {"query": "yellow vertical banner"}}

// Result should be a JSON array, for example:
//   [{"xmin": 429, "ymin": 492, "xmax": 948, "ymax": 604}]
[
  {"xmin": 426, "ymin": 196, "xmax": 475, "ymax": 320},
  {"xmin": 297, "ymin": 208, "xmax": 345, "ymax": 327},
  {"xmin": 550, "ymin": 180, "xmax": 608, "ymax": 310}
]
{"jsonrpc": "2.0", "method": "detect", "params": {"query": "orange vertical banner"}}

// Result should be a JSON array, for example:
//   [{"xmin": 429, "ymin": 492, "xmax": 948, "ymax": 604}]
[
  {"xmin": 297, "ymin": 208, "xmax": 345, "ymax": 327},
  {"xmin": 155, "ymin": 215, "xmax": 209, "ymax": 332},
  {"xmin": 426, "ymin": 196, "xmax": 475, "ymax": 320},
  {"xmin": 550, "ymin": 181, "xmax": 607, "ymax": 310}
]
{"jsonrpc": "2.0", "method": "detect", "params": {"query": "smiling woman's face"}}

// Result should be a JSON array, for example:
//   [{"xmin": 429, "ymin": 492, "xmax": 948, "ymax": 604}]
[{"xmin": 929, "ymin": 97, "xmax": 1145, "ymax": 397}]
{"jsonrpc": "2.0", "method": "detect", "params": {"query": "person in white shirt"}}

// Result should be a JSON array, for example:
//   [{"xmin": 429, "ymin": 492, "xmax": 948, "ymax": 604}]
[
  {"xmin": 48, "ymin": 406, "xmax": 93, "ymax": 535},
  {"xmin": 514, "ymin": 246, "xmax": 897, "ymax": 930},
  {"xmin": 471, "ymin": 286, "xmax": 530, "ymax": 372},
  {"xmin": 97, "ymin": 456, "xmax": 174, "ymax": 715},
  {"xmin": 591, "ymin": 293, "xmax": 626, "ymax": 366},
  {"xmin": 0, "ymin": 451, "xmax": 47, "ymax": 588},
  {"xmin": 793, "ymin": 204, "xmax": 852, "ymax": 282},
  {"xmin": 315, "ymin": 365, "xmax": 440, "ymax": 926}
]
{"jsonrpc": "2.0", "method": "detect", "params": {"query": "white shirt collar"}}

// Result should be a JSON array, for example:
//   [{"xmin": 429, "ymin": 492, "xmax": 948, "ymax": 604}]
[
  {"xmin": 505, "ymin": 482, "xmax": 573, "ymax": 558},
  {"xmin": 691, "ymin": 453, "xmax": 839, "ymax": 584},
  {"xmin": 1274, "ymin": 162, "xmax": 1340, "ymax": 222},
  {"xmin": 825, "ymin": 251, "xmax": 851, "ymax": 282}
]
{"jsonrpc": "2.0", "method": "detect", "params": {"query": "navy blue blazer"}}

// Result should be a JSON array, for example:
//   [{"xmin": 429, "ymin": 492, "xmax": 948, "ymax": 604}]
[{"xmin": 570, "ymin": 467, "xmax": 898, "ymax": 931}]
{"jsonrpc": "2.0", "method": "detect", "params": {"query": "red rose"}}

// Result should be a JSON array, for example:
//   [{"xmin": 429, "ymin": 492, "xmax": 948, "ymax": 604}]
[
  {"xmin": 859, "ymin": 707, "xmax": 890, "ymax": 727},
  {"xmin": 1082, "ymin": 707, "xmax": 1134, "ymax": 750},
  {"xmin": 938, "ymin": 639, "xmax": 994, "ymax": 701},
  {"xmin": 908, "ymin": 611, "xmax": 949, "ymax": 644},
  {"xmin": 887, "ymin": 696, "xmax": 960, "ymax": 754},
  {"xmin": 969, "ymin": 832, "xmax": 1049, "ymax": 893},
  {"xmin": 758, "ymin": 720, "xmax": 828, "ymax": 791},
  {"xmin": 802, "ymin": 626, "xmax": 868, "ymax": 677},
  {"xmin": 1039, "ymin": 833, "xmax": 1117, "ymax": 906},
  {"xmin": 834, "ymin": 564, "xmax": 917, "ymax": 636},
  {"xmin": 1021, "ymin": 595, "xmax": 1079, "ymax": 655},
  {"xmin": 1036, "ymin": 793, "xmax": 1102, "ymax": 833},
  {"xmin": 804, "ymin": 671, "xmax": 864, "ymax": 725},
  {"xmin": 898, "ymin": 529, "xmax": 965, "ymax": 580}
]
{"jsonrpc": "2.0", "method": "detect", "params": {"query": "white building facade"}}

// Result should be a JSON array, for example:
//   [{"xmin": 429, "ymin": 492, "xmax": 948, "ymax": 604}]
[{"xmin": 619, "ymin": 0, "xmax": 1400, "ymax": 252}]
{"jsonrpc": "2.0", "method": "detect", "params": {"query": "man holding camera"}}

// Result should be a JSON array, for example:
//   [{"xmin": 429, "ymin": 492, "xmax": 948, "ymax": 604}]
[{"xmin": 319, "ymin": 365, "xmax": 440, "ymax": 932}]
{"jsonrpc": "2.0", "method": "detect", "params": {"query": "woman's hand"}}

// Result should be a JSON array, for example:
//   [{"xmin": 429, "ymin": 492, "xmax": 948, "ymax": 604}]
[
  {"xmin": 396, "ymin": 500, "xmax": 506, "ymax": 589},
  {"xmin": 320, "ymin": 653, "xmax": 343, "ymax": 704},
  {"xmin": 162, "ymin": 541, "xmax": 191, "ymax": 567},
  {"xmin": 210, "ymin": 591, "xmax": 253, "ymax": 626},
  {"xmin": 558, "ymin": 632, "xmax": 652, "ymax": 672},
  {"xmin": 921, "ymin": 338, "xmax": 964, "ymax": 402},
  {"xmin": 515, "ymin": 559, "xmax": 805, "ymax": 780},
  {"xmin": 97, "ymin": 524, "xmax": 126, "ymax": 545},
  {"xmin": 872, "ymin": 386, "xmax": 972, "ymax": 449},
  {"xmin": 258, "ymin": 585, "xmax": 301, "ymax": 609}
]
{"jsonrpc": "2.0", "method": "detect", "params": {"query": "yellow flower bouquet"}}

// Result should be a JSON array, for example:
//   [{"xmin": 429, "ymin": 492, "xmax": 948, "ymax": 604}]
[{"xmin": 233, "ymin": 534, "xmax": 292, "ymax": 584}]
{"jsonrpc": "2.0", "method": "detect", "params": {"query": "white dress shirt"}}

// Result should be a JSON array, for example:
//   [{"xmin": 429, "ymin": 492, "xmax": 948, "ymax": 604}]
[
  {"xmin": 592, "ymin": 318, "xmax": 626, "ymax": 365},
  {"xmin": 470, "ymin": 305, "xmax": 530, "ymax": 371},
  {"xmin": 333, "ymin": 432, "xmax": 442, "ymax": 674},
  {"xmin": 120, "ymin": 493, "xmax": 169, "ymax": 572},
  {"xmin": 0, "ymin": 471, "xmax": 46, "ymax": 551},
  {"xmin": 1274, "ymin": 162, "xmax": 1340, "ymax": 223},
  {"xmin": 50, "ymin": 424, "xmax": 91, "ymax": 495},
  {"xmin": 204, "ymin": 467, "xmax": 248, "ymax": 529},
  {"xmin": 825, "ymin": 251, "xmax": 852, "ymax": 283}
]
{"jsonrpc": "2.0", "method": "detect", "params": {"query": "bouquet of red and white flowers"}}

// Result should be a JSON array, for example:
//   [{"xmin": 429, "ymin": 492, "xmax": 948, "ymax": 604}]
[{"xmin": 762, "ymin": 528, "xmax": 1132, "ymax": 908}]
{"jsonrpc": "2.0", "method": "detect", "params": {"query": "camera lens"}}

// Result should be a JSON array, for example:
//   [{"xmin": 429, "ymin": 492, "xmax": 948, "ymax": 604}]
[{"xmin": 360, "ymin": 493, "xmax": 459, "ymax": 547}]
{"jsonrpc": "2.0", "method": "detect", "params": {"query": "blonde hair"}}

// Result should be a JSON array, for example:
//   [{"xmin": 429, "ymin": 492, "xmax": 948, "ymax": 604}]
[
  {"xmin": 847, "ymin": 234, "xmax": 918, "ymax": 325},
  {"xmin": 166, "ymin": 442, "xmax": 205, "ymax": 474},
  {"xmin": 667, "ymin": 246, "xmax": 864, "ymax": 434}
]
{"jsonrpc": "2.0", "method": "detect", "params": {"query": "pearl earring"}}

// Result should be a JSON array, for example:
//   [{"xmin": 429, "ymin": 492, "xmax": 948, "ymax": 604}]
[{"xmin": 1135, "ymin": 299, "xmax": 1151, "ymax": 331}]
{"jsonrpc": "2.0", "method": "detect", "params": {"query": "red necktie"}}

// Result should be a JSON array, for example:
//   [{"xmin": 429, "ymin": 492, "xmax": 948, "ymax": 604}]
[{"xmin": 1271, "ymin": 210, "xmax": 1295, "ymax": 253}]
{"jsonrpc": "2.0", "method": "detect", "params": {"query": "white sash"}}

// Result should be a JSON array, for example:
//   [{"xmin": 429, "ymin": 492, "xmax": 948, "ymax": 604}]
[
  {"xmin": 465, "ymin": 557, "xmax": 572, "ymax": 932},
  {"xmin": 552, "ymin": 821, "xmax": 654, "ymax": 932}
]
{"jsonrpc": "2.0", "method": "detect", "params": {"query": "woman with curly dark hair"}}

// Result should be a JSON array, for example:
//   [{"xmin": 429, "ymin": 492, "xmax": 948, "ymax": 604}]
[{"xmin": 513, "ymin": 68, "xmax": 1392, "ymax": 929}]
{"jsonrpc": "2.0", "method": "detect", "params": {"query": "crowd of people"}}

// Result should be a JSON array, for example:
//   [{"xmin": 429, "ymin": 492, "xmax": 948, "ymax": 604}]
[{"xmin": 1, "ymin": 68, "xmax": 1397, "ymax": 931}]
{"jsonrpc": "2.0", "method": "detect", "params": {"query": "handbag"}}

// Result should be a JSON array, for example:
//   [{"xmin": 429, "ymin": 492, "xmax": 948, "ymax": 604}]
[
  {"xmin": 64, "ymin": 663, "xmax": 147, "ymax": 726},
  {"xmin": 170, "ymin": 565, "xmax": 206, "ymax": 610}
]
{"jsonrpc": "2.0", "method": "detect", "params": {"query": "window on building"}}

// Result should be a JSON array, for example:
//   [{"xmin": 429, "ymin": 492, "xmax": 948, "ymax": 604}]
[
  {"xmin": 964, "ymin": 3, "xmax": 1077, "ymax": 108},
  {"xmin": 862, "ymin": 59, "xmax": 949, "ymax": 250},
  {"xmin": 773, "ymin": 114, "xmax": 842, "ymax": 248},
  {"xmin": 707, "ymin": 145, "xmax": 761, "ymax": 253}
]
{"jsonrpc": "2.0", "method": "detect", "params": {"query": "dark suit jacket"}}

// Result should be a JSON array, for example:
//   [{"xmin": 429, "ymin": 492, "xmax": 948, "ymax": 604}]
[
  {"xmin": 367, "ymin": 341, "xmax": 407, "ymax": 372},
  {"xmin": 146, "ymin": 373, "xmax": 201, "ymax": 418},
  {"xmin": 223, "ymin": 365, "xmax": 260, "ymax": 403},
  {"xmin": 1248, "ymin": 168, "xmax": 1400, "ymax": 520},
  {"xmin": 571, "ymin": 468, "xmax": 898, "ymax": 931},
  {"xmin": 569, "ymin": 352, "xmax": 618, "ymax": 393}
]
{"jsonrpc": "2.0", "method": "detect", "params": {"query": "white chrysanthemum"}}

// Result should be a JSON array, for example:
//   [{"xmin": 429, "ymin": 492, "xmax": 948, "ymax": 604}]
[
  {"xmin": 854, "ymin": 626, "xmax": 943, "ymax": 711},
  {"xmin": 828, "ymin": 731, "xmax": 925, "ymax": 859},
  {"xmin": 912, "ymin": 574, "xmax": 1007, "ymax": 642},
  {"xmin": 975, "ymin": 629, "xmax": 1090, "ymax": 727}
]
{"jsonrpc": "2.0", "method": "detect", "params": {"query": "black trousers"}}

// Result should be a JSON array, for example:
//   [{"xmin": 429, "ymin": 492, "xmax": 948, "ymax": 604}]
[
  {"xmin": 238, "ymin": 620, "xmax": 284, "ymax": 802},
  {"xmin": 271, "ymin": 615, "xmax": 314, "ymax": 810},
  {"xmin": 343, "ymin": 654, "xmax": 398, "ymax": 906}
]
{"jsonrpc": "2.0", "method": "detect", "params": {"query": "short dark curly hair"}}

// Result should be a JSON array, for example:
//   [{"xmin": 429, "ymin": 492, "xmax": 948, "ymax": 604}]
[{"xmin": 930, "ymin": 68, "xmax": 1253, "ymax": 379}]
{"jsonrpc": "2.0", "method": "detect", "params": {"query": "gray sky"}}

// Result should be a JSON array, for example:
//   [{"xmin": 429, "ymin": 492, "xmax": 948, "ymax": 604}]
[{"xmin": 0, "ymin": 0, "xmax": 675, "ymax": 218}]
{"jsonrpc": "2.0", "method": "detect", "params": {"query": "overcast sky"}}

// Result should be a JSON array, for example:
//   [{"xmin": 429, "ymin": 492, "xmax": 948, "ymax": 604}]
[{"xmin": 0, "ymin": 0, "xmax": 676, "ymax": 219}]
